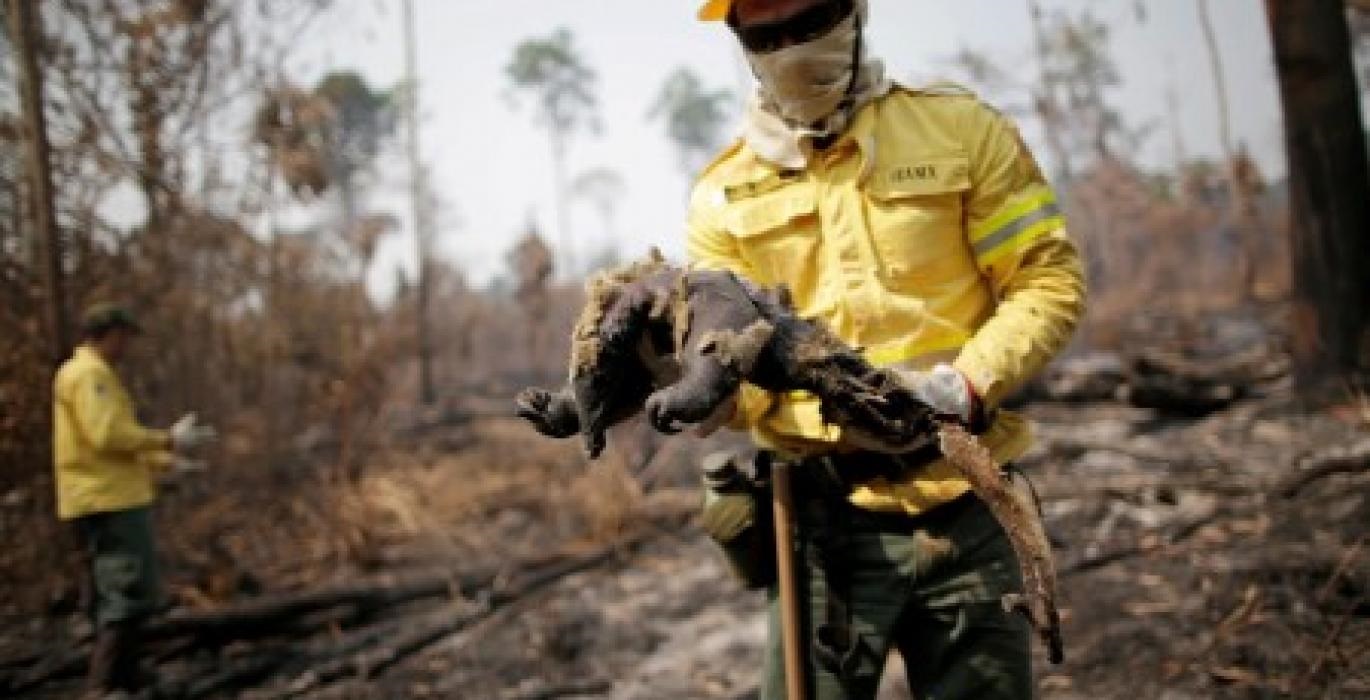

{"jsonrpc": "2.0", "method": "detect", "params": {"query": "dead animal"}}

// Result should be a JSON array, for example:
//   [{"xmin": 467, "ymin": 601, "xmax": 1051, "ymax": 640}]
[
  {"xmin": 517, "ymin": 255, "xmax": 939, "ymax": 455},
  {"xmin": 516, "ymin": 254, "xmax": 1063, "ymax": 662},
  {"xmin": 516, "ymin": 251, "xmax": 687, "ymax": 458}
]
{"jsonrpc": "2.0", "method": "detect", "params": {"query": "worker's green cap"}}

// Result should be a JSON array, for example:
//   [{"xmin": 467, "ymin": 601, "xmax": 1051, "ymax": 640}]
[{"xmin": 81, "ymin": 303, "xmax": 142, "ymax": 335}]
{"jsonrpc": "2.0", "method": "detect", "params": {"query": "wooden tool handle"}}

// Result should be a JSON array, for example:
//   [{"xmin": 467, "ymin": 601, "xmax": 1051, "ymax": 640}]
[{"xmin": 771, "ymin": 460, "xmax": 807, "ymax": 700}]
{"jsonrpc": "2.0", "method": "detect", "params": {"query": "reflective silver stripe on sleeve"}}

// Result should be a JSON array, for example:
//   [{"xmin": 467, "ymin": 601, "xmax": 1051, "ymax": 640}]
[{"xmin": 972, "ymin": 201, "xmax": 1063, "ymax": 257}]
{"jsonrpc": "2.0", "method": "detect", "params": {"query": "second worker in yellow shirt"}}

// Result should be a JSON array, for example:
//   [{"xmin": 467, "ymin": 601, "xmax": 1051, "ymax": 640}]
[{"xmin": 54, "ymin": 303, "xmax": 217, "ymax": 697}]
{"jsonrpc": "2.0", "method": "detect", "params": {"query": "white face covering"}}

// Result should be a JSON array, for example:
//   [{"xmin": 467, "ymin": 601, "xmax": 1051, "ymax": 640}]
[
  {"xmin": 745, "ymin": 12, "xmax": 862, "ymax": 127},
  {"xmin": 740, "ymin": 0, "xmax": 890, "ymax": 168}
]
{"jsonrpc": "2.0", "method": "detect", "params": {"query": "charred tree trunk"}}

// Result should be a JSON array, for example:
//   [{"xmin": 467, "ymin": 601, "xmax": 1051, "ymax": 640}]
[
  {"xmin": 8, "ymin": 0, "xmax": 69, "ymax": 366},
  {"xmin": 1266, "ymin": 0, "xmax": 1370, "ymax": 389},
  {"xmin": 1198, "ymin": 0, "xmax": 1235, "ymax": 183},
  {"xmin": 550, "ymin": 132, "xmax": 574, "ymax": 277},
  {"xmin": 402, "ymin": 0, "xmax": 435, "ymax": 406}
]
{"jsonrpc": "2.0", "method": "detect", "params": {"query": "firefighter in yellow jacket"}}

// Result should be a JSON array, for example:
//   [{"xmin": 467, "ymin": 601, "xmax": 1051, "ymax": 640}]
[
  {"xmin": 689, "ymin": 0, "xmax": 1085, "ymax": 697},
  {"xmin": 54, "ymin": 303, "xmax": 216, "ymax": 697}
]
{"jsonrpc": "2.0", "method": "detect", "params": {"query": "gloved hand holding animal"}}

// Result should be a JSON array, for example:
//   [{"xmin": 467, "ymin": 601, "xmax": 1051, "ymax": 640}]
[{"xmin": 516, "ymin": 251, "xmax": 1064, "ymax": 664}]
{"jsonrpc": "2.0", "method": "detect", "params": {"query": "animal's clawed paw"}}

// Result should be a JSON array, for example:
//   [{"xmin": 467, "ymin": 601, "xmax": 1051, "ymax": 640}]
[
  {"xmin": 515, "ymin": 387, "xmax": 580, "ymax": 438},
  {"xmin": 645, "ymin": 393, "xmax": 684, "ymax": 435}
]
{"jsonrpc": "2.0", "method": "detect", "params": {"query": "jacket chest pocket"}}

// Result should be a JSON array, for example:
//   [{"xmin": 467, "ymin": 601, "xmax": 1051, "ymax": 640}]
[
  {"xmin": 723, "ymin": 181, "xmax": 819, "ymax": 288},
  {"xmin": 866, "ymin": 156, "xmax": 974, "ymax": 286}
]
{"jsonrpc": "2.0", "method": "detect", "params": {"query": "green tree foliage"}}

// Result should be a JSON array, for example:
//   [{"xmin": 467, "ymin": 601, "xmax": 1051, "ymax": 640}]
[
  {"xmin": 312, "ymin": 71, "xmax": 398, "ymax": 227},
  {"xmin": 647, "ymin": 67, "xmax": 733, "ymax": 180},
  {"xmin": 506, "ymin": 27, "xmax": 600, "ymax": 268},
  {"xmin": 506, "ymin": 28, "xmax": 600, "ymax": 143},
  {"xmin": 253, "ymin": 72, "xmax": 397, "ymax": 272}
]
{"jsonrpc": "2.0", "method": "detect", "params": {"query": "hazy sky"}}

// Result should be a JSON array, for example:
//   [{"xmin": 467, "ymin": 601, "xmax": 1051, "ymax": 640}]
[{"xmin": 290, "ymin": 0, "xmax": 1287, "ymax": 295}]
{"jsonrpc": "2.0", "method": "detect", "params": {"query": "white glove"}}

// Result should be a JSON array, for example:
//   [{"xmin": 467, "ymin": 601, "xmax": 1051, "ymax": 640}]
[
  {"xmin": 170, "ymin": 412, "xmax": 218, "ymax": 451},
  {"xmin": 172, "ymin": 457, "xmax": 208, "ymax": 474},
  {"xmin": 898, "ymin": 363, "xmax": 978, "ymax": 423}
]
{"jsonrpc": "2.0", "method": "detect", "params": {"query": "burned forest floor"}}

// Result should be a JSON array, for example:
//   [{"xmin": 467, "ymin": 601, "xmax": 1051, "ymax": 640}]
[{"xmin": 3, "ymin": 385, "xmax": 1370, "ymax": 699}]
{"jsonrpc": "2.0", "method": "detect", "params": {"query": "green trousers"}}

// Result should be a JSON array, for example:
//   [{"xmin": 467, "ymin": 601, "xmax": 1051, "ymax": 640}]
[
  {"xmin": 75, "ymin": 506, "xmax": 162, "ymax": 627},
  {"xmin": 761, "ymin": 488, "xmax": 1032, "ymax": 700}
]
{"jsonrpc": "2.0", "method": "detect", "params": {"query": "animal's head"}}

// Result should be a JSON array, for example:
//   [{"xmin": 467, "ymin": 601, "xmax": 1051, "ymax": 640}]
[{"xmin": 568, "ymin": 257, "xmax": 685, "ymax": 458}]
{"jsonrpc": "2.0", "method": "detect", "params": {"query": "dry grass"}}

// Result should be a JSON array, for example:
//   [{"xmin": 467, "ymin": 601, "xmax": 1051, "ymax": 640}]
[
  {"xmin": 1064, "ymin": 158, "xmax": 1288, "ymax": 351},
  {"xmin": 568, "ymin": 453, "xmax": 646, "ymax": 539}
]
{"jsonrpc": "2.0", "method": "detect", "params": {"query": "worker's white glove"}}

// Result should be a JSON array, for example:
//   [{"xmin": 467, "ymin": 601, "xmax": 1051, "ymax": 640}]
[
  {"xmin": 897, "ymin": 363, "xmax": 979, "ymax": 423},
  {"xmin": 170, "ymin": 412, "xmax": 218, "ymax": 451},
  {"xmin": 172, "ymin": 457, "xmax": 208, "ymax": 475}
]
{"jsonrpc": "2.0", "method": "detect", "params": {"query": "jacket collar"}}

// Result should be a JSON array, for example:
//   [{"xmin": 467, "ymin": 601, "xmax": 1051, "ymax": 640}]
[{"xmin": 726, "ymin": 95, "xmax": 883, "ymax": 188}]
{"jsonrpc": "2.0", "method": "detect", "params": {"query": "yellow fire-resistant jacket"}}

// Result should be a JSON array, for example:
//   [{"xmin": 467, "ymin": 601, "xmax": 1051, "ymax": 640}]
[
  {"xmin": 53, "ymin": 345, "xmax": 172, "ymax": 520},
  {"xmin": 687, "ymin": 84, "xmax": 1086, "ymax": 516}
]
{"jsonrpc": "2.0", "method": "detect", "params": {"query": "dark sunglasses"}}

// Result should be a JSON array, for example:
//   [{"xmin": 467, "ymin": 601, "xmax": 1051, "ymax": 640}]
[{"xmin": 728, "ymin": 0, "xmax": 855, "ymax": 54}]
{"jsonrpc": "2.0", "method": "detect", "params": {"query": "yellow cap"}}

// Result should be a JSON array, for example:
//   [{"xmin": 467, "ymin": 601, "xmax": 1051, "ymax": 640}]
[{"xmin": 697, "ymin": 0, "xmax": 732, "ymax": 21}]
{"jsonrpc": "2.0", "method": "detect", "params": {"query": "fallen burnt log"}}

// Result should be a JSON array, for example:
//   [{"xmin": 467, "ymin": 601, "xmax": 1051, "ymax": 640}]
[
  {"xmin": 1123, "ymin": 350, "xmax": 1247, "ymax": 416},
  {"xmin": 1, "ymin": 650, "xmax": 85, "ymax": 695},
  {"xmin": 1125, "ymin": 347, "xmax": 1287, "ymax": 416},
  {"xmin": 281, "ymin": 538, "xmax": 636, "ymax": 695},
  {"xmin": 2, "ymin": 535, "xmax": 652, "ymax": 697},
  {"xmin": 148, "ymin": 534, "xmax": 665, "ymax": 643},
  {"xmin": 517, "ymin": 255, "xmax": 1064, "ymax": 663},
  {"xmin": 1, "ymin": 572, "xmax": 476, "ymax": 695},
  {"xmin": 499, "ymin": 679, "xmax": 614, "ymax": 700},
  {"xmin": 1032, "ymin": 353, "xmax": 1128, "ymax": 403},
  {"xmin": 1278, "ymin": 437, "xmax": 1370, "ymax": 498},
  {"xmin": 170, "ymin": 650, "xmax": 287, "ymax": 699},
  {"xmin": 145, "ymin": 573, "xmax": 464, "ymax": 641},
  {"xmin": 1025, "ymin": 346, "xmax": 1289, "ymax": 414}
]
